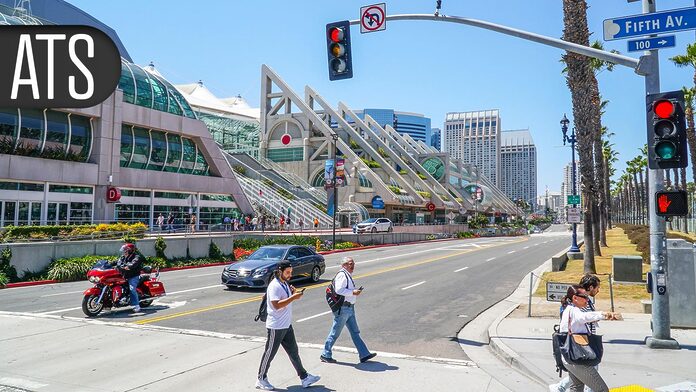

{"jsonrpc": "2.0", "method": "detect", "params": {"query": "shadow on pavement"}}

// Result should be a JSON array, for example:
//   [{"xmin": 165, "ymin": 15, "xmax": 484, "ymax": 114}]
[
  {"xmin": 452, "ymin": 337, "xmax": 486, "ymax": 347},
  {"xmin": 284, "ymin": 385, "xmax": 336, "ymax": 392},
  {"xmin": 333, "ymin": 360, "xmax": 399, "ymax": 372}
]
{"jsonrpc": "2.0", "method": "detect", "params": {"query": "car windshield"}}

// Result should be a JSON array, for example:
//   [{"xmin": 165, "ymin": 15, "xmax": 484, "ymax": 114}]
[
  {"xmin": 361, "ymin": 218, "xmax": 378, "ymax": 223},
  {"xmin": 249, "ymin": 247, "xmax": 285, "ymax": 260}
]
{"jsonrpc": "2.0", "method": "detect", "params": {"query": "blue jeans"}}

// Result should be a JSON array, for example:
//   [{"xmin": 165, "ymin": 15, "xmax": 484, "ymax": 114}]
[
  {"xmin": 127, "ymin": 275, "xmax": 140, "ymax": 307},
  {"xmin": 322, "ymin": 305, "xmax": 370, "ymax": 359}
]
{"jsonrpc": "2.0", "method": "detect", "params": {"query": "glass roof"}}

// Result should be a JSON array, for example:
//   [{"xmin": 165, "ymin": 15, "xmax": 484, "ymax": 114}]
[{"xmin": 118, "ymin": 59, "xmax": 197, "ymax": 119}]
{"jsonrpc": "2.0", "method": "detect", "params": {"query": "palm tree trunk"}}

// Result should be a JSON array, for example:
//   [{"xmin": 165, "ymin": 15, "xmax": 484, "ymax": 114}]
[
  {"xmin": 604, "ymin": 156, "xmax": 612, "ymax": 229},
  {"xmin": 685, "ymin": 103, "xmax": 696, "ymax": 183},
  {"xmin": 563, "ymin": 0, "xmax": 596, "ymax": 272},
  {"xmin": 592, "ymin": 201, "xmax": 602, "ymax": 255},
  {"xmin": 681, "ymin": 166, "xmax": 688, "ymax": 233}
]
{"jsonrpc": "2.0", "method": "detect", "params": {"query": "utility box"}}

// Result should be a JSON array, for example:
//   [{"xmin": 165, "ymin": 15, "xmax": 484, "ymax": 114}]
[
  {"xmin": 666, "ymin": 239, "xmax": 696, "ymax": 328},
  {"xmin": 612, "ymin": 255, "xmax": 643, "ymax": 283}
]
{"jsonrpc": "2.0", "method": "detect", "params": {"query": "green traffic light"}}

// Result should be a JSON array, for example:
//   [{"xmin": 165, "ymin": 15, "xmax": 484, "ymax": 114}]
[{"xmin": 655, "ymin": 140, "xmax": 677, "ymax": 159}]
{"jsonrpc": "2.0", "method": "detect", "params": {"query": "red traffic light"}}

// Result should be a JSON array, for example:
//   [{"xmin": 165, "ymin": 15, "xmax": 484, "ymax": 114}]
[
  {"xmin": 654, "ymin": 100, "xmax": 675, "ymax": 119},
  {"xmin": 329, "ymin": 27, "xmax": 344, "ymax": 43}
]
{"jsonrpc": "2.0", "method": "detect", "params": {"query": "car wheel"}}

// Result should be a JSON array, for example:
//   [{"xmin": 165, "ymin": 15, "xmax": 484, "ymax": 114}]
[
  {"xmin": 311, "ymin": 266, "xmax": 321, "ymax": 282},
  {"xmin": 387, "ymin": 226, "xmax": 393, "ymax": 232},
  {"xmin": 371, "ymin": 227, "xmax": 377, "ymax": 233}
]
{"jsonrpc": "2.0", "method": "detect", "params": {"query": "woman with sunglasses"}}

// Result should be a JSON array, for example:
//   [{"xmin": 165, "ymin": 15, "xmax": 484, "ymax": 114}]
[{"xmin": 558, "ymin": 285, "xmax": 620, "ymax": 392}]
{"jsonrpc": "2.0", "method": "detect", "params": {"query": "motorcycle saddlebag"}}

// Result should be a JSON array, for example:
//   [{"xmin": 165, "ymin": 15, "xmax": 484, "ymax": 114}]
[{"xmin": 143, "ymin": 280, "xmax": 166, "ymax": 296}]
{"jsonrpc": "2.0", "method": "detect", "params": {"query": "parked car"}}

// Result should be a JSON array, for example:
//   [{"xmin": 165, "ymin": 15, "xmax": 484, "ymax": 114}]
[
  {"xmin": 221, "ymin": 245, "xmax": 325, "ymax": 289},
  {"xmin": 353, "ymin": 218, "xmax": 393, "ymax": 233}
]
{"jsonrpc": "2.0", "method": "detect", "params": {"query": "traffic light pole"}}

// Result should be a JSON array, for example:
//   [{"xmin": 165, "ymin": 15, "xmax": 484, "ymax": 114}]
[
  {"xmin": 344, "ymin": 8, "xmax": 676, "ymax": 348},
  {"xmin": 642, "ymin": 0, "xmax": 679, "ymax": 350}
]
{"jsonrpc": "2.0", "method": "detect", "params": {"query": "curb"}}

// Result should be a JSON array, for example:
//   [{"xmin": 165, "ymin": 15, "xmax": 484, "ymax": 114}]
[{"xmin": 3, "ymin": 279, "xmax": 59, "ymax": 288}]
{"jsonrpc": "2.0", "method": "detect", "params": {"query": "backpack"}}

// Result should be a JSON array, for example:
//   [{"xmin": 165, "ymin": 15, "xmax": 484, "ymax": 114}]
[
  {"xmin": 254, "ymin": 294, "xmax": 267, "ymax": 322},
  {"xmin": 551, "ymin": 324, "xmax": 567, "ymax": 377},
  {"xmin": 325, "ymin": 271, "xmax": 350, "ymax": 314}
]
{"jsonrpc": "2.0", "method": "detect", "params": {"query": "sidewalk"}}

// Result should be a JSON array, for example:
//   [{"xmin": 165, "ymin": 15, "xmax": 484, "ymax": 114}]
[{"xmin": 0, "ymin": 312, "xmax": 508, "ymax": 392}]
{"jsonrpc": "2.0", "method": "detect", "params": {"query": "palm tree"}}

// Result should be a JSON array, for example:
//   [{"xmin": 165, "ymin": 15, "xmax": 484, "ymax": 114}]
[
  {"xmin": 562, "ymin": 0, "xmax": 598, "ymax": 273},
  {"xmin": 603, "ymin": 138, "xmax": 619, "ymax": 228}
]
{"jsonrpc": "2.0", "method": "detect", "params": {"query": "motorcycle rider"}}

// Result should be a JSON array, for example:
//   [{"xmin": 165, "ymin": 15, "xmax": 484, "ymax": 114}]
[{"xmin": 117, "ymin": 243, "xmax": 145, "ymax": 312}]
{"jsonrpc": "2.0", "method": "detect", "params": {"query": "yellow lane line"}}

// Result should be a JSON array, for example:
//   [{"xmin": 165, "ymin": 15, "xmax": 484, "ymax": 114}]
[{"xmin": 134, "ymin": 237, "xmax": 528, "ymax": 325}]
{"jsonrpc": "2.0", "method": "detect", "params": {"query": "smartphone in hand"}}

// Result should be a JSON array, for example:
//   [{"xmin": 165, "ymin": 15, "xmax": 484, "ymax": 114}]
[
  {"xmin": 358, "ymin": 286, "xmax": 364, "ymax": 291},
  {"xmin": 298, "ymin": 288, "xmax": 306, "ymax": 294}
]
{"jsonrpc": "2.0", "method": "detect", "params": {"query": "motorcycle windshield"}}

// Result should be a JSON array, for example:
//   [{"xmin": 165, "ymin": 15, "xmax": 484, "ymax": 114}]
[{"xmin": 92, "ymin": 259, "xmax": 114, "ymax": 270}]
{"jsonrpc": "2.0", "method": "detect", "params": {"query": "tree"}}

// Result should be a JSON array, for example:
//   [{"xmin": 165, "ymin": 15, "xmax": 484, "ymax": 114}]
[{"xmin": 562, "ymin": 0, "xmax": 598, "ymax": 272}]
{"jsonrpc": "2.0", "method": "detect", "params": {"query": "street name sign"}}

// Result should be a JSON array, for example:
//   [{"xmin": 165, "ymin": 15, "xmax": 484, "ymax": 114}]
[
  {"xmin": 567, "ymin": 195, "xmax": 580, "ymax": 205},
  {"xmin": 547, "ymin": 282, "xmax": 572, "ymax": 302},
  {"xmin": 567, "ymin": 207, "xmax": 581, "ymax": 215},
  {"xmin": 360, "ymin": 3, "xmax": 386, "ymax": 34},
  {"xmin": 627, "ymin": 35, "xmax": 676, "ymax": 52},
  {"xmin": 604, "ymin": 7, "xmax": 696, "ymax": 41}
]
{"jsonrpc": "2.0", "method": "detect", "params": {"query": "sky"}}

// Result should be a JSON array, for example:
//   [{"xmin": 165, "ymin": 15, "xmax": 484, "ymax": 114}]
[{"xmin": 67, "ymin": 0, "xmax": 696, "ymax": 196}]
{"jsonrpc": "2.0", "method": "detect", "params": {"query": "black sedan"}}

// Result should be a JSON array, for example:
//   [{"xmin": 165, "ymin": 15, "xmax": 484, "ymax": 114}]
[{"xmin": 221, "ymin": 245, "xmax": 325, "ymax": 289}]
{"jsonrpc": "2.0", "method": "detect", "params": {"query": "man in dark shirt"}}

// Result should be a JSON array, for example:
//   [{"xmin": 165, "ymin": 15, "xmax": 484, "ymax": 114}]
[{"xmin": 118, "ymin": 243, "xmax": 144, "ymax": 312}]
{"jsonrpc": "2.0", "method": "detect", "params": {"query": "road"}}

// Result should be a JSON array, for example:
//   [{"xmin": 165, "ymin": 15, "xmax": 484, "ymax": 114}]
[{"xmin": 0, "ymin": 226, "xmax": 570, "ymax": 361}]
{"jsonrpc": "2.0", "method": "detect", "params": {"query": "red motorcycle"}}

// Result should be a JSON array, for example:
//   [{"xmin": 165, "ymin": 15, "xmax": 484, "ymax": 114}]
[{"xmin": 82, "ymin": 259, "xmax": 166, "ymax": 317}]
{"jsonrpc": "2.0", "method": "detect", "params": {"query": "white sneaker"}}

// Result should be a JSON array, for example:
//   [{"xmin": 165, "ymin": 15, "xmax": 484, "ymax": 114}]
[
  {"xmin": 133, "ymin": 305, "xmax": 141, "ymax": 312},
  {"xmin": 301, "ymin": 374, "xmax": 320, "ymax": 388},
  {"xmin": 255, "ymin": 377, "xmax": 274, "ymax": 390},
  {"xmin": 548, "ymin": 383, "xmax": 562, "ymax": 392}
]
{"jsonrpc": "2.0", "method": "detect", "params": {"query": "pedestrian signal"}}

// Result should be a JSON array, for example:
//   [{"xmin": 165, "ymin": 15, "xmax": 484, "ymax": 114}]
[{"xmin": 655, "ymin": 191, "xmax": 688, "ymax": 217}]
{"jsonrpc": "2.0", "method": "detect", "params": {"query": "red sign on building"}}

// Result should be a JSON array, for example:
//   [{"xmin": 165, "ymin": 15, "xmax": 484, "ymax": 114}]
[
  {"xmin": 426, "ymin": 202, "xmax": 435, "ymax": 212},
  {"xmin": 106, "ymin": 186, "xmax": 121, "ymax": 203}
]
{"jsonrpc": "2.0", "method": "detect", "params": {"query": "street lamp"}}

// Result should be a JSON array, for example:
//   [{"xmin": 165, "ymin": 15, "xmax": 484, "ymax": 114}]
[
  {"xmin": 561, "ymin": 114, "xmax": 580, "ymax": 253},
  {"xmin": 331, "ymin": 133, "xmax": 339, "ymax": 250}
]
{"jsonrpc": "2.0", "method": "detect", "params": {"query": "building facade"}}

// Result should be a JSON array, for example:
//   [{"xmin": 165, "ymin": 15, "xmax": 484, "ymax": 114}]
[
  {"xmin": 353, "ymin": 109, "xmax": 431, "ymax": 144},
  {"xmin": 430, "ymin": 128, "xmax": 441, "ymax": 151},
  {"xmin": 444, "ymin": 110, "xmax": 501, "ymax": 186},
  {"xmin": 561, "ymin": 161, "xmax": 581, "ymax": 209},
  {"xmin": 499, "ymin": 129, "xmax": 536, "ymax": 208}
]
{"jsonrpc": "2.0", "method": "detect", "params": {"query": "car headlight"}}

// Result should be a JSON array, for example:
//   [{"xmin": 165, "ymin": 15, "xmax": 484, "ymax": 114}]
[
  {"xmin": 88, "ymin": 276, "xmax": 101, "ymax": 284},
  {"xmin": 252, "ymin": 268, "xmax": 268, "ymax": 278}
]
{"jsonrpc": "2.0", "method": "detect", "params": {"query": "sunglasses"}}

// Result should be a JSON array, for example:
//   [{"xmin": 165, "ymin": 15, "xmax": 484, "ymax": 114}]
[{"xmin": 574, "ymin": 294, "xmax": 589, "ymax": 300}]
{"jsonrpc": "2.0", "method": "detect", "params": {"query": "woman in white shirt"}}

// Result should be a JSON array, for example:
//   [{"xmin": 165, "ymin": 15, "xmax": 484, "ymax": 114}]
[{"xmin": 559, "ymin": 285, "xmax": 619, "ymax": 392}]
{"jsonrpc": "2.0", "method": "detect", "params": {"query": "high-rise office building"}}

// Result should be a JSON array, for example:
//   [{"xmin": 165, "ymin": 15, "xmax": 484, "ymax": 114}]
[
  {"xmin": 353, "ymin": 109, "xmax": 431, "ymax": 143},
  {"xmin": 561, "ymin": 161, "xmax": 581, "ymax": 208},
  {"xmin": 430, "ymin": 128, "xmax": 441, "ymax": 151},
  {"xmin": 500, "ymin": 129, "xmax": 536, "ymax": 206},
  {"xmin": 444, "ymin": 110, "xmax": 501, "ymax": 186}
]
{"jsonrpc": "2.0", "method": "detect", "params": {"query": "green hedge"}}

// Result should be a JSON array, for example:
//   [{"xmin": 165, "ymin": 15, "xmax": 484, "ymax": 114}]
[
  {"xmin": 47, "ymin": 255, "xmax": 118, "ymax": 282},
  {"xmin": 0, "ymin": 271, "xmax": 7, "ymax": 287},
  {"xmin": 233, "ymin": 235, "xmax": 321, "ymax": 251},
  {"xmin": 2, "ymin": 223, "xmax": 147, "ymax": 241}
]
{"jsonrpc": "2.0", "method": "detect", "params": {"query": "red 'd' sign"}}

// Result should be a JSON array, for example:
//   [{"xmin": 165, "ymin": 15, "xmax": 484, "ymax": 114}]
[
  {"xmin": 106, "ymin": 186, "xmax": 121, "ymax": 203},
  {"xmin": 426, "ymin": 202, "xmax": 435, "ymax": 212}
]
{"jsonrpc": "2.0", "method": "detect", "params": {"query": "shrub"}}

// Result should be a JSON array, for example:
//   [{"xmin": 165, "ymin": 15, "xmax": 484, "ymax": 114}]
[
  {"xmin": 232, "ymin": 165, "xmax": 246, "ymax": 176},
  {"xmin": 209, "ymin": 242, "xmax": 224, "ymax": 260},
  {"xmin": 0, "ymin": 271, "xmax": 7, "ymax": 287},
  {"xmin": 0, "ymin": 247, "xmax": 17, "ymax": 283},
  {"xmin": 146, "ymin": 256, "xmax": 168, "ymax": 268},
  {"xmin": 416, "ymin": 191, "xmax": 431, "ymax": 198},
  {"xmin": 47, "ymin": 255, "xmax": 117, "ymax": 282},
  {"xmin": 388, "ymin": 185, "xmax": 402, "ymax": 195},
  {"xmin": 334, "ymin": 241, "xmax": 361, "ymax": 250},
  {"xmin": 122, "ymin": 234, "xmax": 137, "ymax": 244},
  {"xmin": 155, "ymin": 236, "xmax": 167, "ymax": 259},
  {"xmin": 417, "ymin": 173, "xmax": 426, "ymax": 180},
  {"xmin": 456, "ymin": 231, "xmax": 477, "ymax": 238},
  {"xmin": 2, "ymin": 223, "xmax": 147, "ymax": 241}
]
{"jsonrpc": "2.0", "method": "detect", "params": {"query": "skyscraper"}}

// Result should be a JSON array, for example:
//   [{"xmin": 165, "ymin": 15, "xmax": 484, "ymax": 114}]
[
  {"xmin": 443, "ymin": 110, "xmax": 501, "ymax": 186},
  {"xmin": 561, "ymin": 161, "xmax": 581, "ymax": 209},
  {"xmin": 500, "ymin": 129, "xmax": 537, "ymax": 207},
  {"xmin": 353, "ymin": 109, "xmax": 431, "ymax": 143},
  {"xmin": 430, "ymin": 128, "xmax": 441, "ymax": 151}
]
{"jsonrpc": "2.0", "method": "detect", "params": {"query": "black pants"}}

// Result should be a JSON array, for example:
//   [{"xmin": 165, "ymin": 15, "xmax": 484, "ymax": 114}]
[{"xmin": 258, "ymin": 325, "xmax": 307, "ymax": 380}]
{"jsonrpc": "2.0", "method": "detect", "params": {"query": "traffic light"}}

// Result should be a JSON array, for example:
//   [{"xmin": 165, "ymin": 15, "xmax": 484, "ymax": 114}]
[
  {"xmin": 647, "ymin": 90, "xmax": 687, "ymax": 169},
  {"xmin": 326, "ymin": 21, "xmax": 352, "ymax": 81},
  {"xmin": 655, "ymin": 190, "xmax": 688, "ymax": 217}
]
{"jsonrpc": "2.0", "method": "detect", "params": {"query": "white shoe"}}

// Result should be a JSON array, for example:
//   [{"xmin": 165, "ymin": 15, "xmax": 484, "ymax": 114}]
[
  {"xmin": 549, "ymin": 383, "xmax": 564, "ymax": 392},
  {"xmin": 301, "ymin": 374, "xmax": 320, "ymax": 388},
  {"xmin": 255, "ymin": 378, "xmax": 274, "ymax": 391},
  {"xmin": 133, "ymin": 306, "xmax": 141, "ymax": 312}
]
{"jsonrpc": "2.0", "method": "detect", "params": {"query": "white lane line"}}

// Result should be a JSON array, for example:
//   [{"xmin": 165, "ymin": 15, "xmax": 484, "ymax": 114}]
[
  {"xmin": 39, "ymin": 307, "xmax": 81, "ymax": 315},
  {"xmin": 523, "ymin": 246, "xmax": 530, "ymax": 249},
  {"xmin": 401, "ymin": 281, "xmax": 426, "ymax": 290},
  {"xmin": 40, "ymin": 290, "xmax": 84, "ymax": 298},
  {"xmin": 167, "ymin": 284, "xmax": 223, "ymax": 295},
  {"xmin": 297, "ymin": 310, "xmax": 333, "ymax": 323},
  {"xmin": 326, "ymin": 247, "xmax": 453, "ymax": 269},
  {"xmin": 454, "ymin": 266, "xmax": 469, "ymax": 273},
  {"xmin": 485, "ymin": 257, "xmax": 496, "ymax": 262},
  {"xmin": 507, "ymin": 251, "xmax": 516, "ymax": 254},
  {"xmin": 187, "ymin": 272, "xmax": 221, "ymax": 278}
]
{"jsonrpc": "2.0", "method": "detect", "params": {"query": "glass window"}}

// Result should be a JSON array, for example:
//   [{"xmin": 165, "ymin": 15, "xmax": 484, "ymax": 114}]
[
  {"xmin": 3, "ymin": 201, "xmax": 16, "ymax": 227},
  {"xmin": 121, "ymin": 189, "xmax": 150, "ymax": 198},
  {"xmin": 17, "ymin": 108, "xmax": 44, "ymax": 156},
  {"xmin": 192, "ymin": 148, "xmax": 208, "ymax": 175},
  {"xmin": 311, "ymin": 171, "xmax": 325, "ymax": 187},
  {"xmin": 267, "ymin": 147, "xmax": 303, "ymax": 162},
  {"xmin": 148, "ymin": 75, "xmax": 169, "ymax": 112},
  {"xmin": 43, "ymin": 110, "xmax": 69, "ymax": 159},
  {"xmin": 180, "ymin": 137, "xmax": 196, "ymax": 174},
  {"xmin": 130, "ymin": 127, "xmax": 151, "ymax": 169},
  {"xmin": 115, "ymin": 203, "xmax": 150, "ymax": 224},
  {"xmin": 154, "ymin": 191, "xmax": 191, "ymax": 199},
  {"xmin": 198, "ymin": 206, "xmax": 239, "ymax": 226},
  {"xmin": 165, "ymin": 133, "xmax": 182, "ymax": 172},
  {"xmin": 69, "ymin": 202, "xmax": 92, "ymax": 223},
  {"xmin": 200, "ymin": 194, "xmax": 234, "ymax": 202},
  {"xmin": 148, "ymin": 130, "xmax": 167, "ymax": 171},
  {"xmin": 69, "ymin": 114, "xmax": 91, "ymax": 162},
  {"xmin": 118, "ymin": 61, "xmax": 136, "ymax": 104},
  {"xmin": 49, "ymin": 184, "xmax": 93, "ymax": 194},
  {"xmin": 0, "ymin": 108, "xmax": 18, "ymax": 151},
  {"xmin": 166, "ymin": 90, "xmax": 184, "ymax": 116},
  {"xmin": 120, "ymin": 125, "xmax": 133, "ymax": 167},
  {"xmin": 18, "ymin": 182, "xmax": 44, "ymax": 191},
  {"xmin": 130, "ymin": 65, "xmax": 153, "ymax": 108}
]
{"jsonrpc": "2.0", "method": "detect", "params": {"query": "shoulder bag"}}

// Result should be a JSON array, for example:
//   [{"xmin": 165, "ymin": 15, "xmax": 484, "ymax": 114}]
[{"xmin": 560, "ymin": 310, "xmax": 603, "ymax": 366}]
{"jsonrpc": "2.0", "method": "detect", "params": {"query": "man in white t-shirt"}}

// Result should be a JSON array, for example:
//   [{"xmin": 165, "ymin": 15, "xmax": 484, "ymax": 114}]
[
  {"xmin": 256, "ymin": 261, "xmax": 320, "ymax": 390},
  {"xmin": 320, "ymin": 256, "xmax": 376, "ymax": 364}
]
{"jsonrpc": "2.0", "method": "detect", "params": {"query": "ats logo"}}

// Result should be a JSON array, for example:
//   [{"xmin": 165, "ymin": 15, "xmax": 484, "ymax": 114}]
[{"xmin": 0, "ymin": 25, "xmax": 121, "ymax": 108}]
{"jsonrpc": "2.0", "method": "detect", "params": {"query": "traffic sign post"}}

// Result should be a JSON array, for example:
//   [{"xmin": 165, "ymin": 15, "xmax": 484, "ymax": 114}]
[
  {"xmin": 627, "ymin": 35, "xmax": 676, "ymax": 52},
  {"xmin": 604, "ymin": 6, "xmax": 696, "ymax": 41},
  {"xmin": 360, "ymin": 3, "xmax": 386, "ymax": 34},
  {"xmin": 547, "ymin": 282, "xmax": 572, "ymax": 302}
]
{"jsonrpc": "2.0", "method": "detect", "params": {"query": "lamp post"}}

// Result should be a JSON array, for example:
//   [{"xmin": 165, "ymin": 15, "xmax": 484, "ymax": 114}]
[
  {"xmin": 331, "ymin": 133, "xmax": 339, "ymax": 250},
  {"xmin": 561, "ymin": 114, "xmax": 580, "ymax": 253}
]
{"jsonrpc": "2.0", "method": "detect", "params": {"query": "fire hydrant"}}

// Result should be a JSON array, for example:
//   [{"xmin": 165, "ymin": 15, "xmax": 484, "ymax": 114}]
[{"xmin": 316, "ymin": 238, "xmax": 321, "ymax": 252}]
